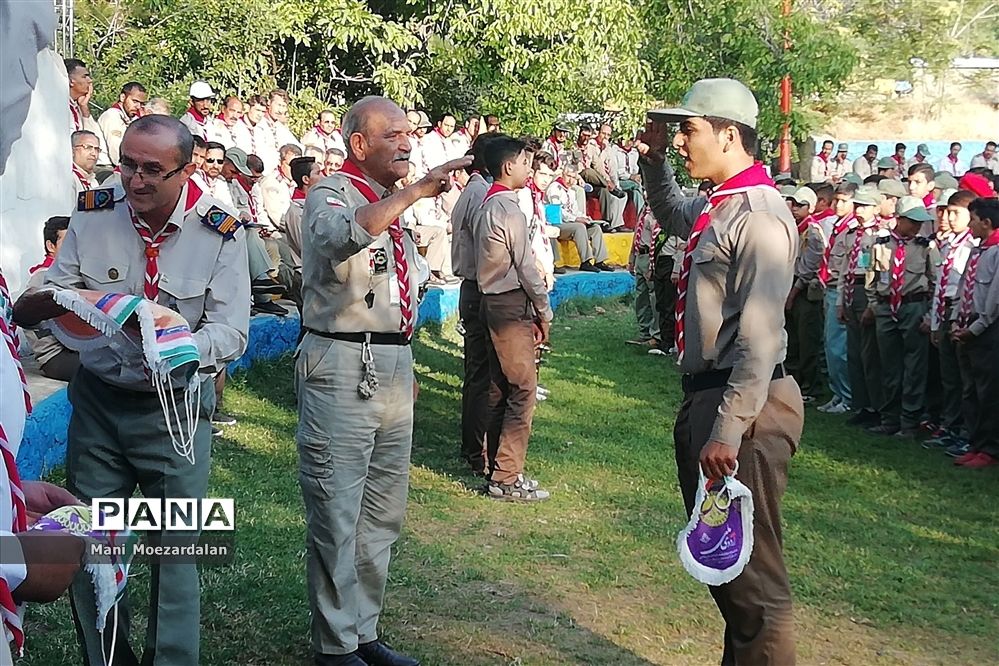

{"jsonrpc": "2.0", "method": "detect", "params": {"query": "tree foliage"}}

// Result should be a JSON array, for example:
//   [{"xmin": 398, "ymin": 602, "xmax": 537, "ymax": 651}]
[{"xmin": 73, "ymin": 0, "xmax": 983, "ymax": 142}]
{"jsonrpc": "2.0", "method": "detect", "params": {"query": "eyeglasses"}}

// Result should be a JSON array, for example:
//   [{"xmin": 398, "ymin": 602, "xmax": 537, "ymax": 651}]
[
  {"xmin": 119, "ymin": 160, "xmax": 186, "ymax": 182},
  {"xmin": 204, "ymin": 158, "xmax": 224, "ymax": 164},
  {"xmin": 74, "ymin": 144, "xmax": 100, "ymax": 152}
]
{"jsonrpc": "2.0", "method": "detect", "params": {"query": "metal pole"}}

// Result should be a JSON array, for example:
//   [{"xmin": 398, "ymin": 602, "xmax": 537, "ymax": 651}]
[{"xmin": 779, "ymin": 0, "xmax": 792, "ymax": 174}]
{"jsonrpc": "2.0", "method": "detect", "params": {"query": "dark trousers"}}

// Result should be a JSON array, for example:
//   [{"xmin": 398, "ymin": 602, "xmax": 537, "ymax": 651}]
[
  {"xmin": 843, "ymin": 287, "xmax": 882, "ymax": 413},
  {"xmin": 674, "ymin": 376, "xmax": 803, "ymax": 665},
  {"xmin": 960, "ymin": 324, "xmax": 999, "ymax": 456},
  {"xmin": 459, "ymin": 280, "xmax": 492, "ymax": 470},
  {"xmin": 480, "ymin": 289, "xmax": 538, "ymax": 484},
  {"xmin": 937, "ymin": 319, "xmax": 966, "ymax": 433},
  {"xmin": 784, "ymin": 293, "xmax": 823, "ymax": 398},
  {"xmin": 875, "ymin": 301, "xmax": 929, "ymax": 429},
  {"xmin": 40, "ymin": 348, "xmax": 81, "ymax": 382},
  {"xmin": 652, "ymin": 255, "xmax": 677, "ymax": 347}
]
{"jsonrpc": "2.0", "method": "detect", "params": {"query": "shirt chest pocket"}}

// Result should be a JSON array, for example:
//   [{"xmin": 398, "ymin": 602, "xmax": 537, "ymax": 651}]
[
  {"xmin": 158, "ymin": 275, "xmax": 209, "ymax": 328},
  {"xmin": 80, "ymin": 255, "xmax": 127, "ymax": 289},
  {"xmin": 691, "ymin": 239, "xmax": 730, "ymax": 282}
]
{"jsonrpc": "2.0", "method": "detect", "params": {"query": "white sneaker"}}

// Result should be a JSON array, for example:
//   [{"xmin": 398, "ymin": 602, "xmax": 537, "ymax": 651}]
[
  {"xmin": 648, "ymin": 347, "xmax": 667, "ymax": 356},
  {"xmin": 537, "ymin": 385, "xmax": 550, "ymax": 396},
  {"xmin": 816, "ymin": 396, "xmax": 841, "ymax": 412},
  {"xmin": 536, "ymin": 388, "xmax": 548, "ymax": 401},
  {"xmin": 825, "ymin": 402, "xmax": 851, "ymax": 415}
]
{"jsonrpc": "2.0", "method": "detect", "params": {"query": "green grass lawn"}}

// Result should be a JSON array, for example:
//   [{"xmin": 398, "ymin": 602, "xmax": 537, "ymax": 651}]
[{"xmin": 21, "ymin": 300, "xmax": 999, "ymax": 665}]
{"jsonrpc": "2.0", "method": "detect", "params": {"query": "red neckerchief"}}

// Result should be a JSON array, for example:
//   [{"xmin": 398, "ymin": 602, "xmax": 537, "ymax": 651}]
[
  {"xmin": 554, "ymin": 177, "xmax": 569, "ymax": 190},
  {"xmin": 291, "ymin": 187, "xmax": 307, "ymax": 202},
  {"xmin": 110, "ymin": 101, "xmax": 130, "ymax": 124},
  {"xmin": 69, "ymin": 100, "xmax": 82, "ymax": 131},
  {"xmin": 893, "ymin": 154, "xmax": 905, "ymax": 167},
  {"xmin": 483, "ymin": 182, "xmax": 513, "ymax": 204},
  {"xmin": 818, "ymin": 153, "xmax": 829, "ymax": 163},
  {"xmin": 818, "ymin": 212, "xmax": 856, "ymax": 287},
  {"xmin": 914, "ymin": 155, "xmax": 926, "ymax": 163},
  {"xmin": 922, "ymin": 193, "xmax": 935, "ymax": 208},
  {"xmin": 72, "ymin": 164, "xmax": 92, "ymax": 190},
  {"xmin": 186, "ymin": 106, "xmax": 208, "ymax": 125},
  {"xmin": 28, "ymin": 256, "xmax": 54, "ymax": 275},
  {"xmin": 528, "ymin": 181, "xmax": 545, "ymax": 221},
  {"xmin": 675, "ymin": 163, "xmax": 777, "ymax": 361},
  {"xmin": 796, "ymin": 215, "xmax": 816, "ymax": 235},
  {"xmin": 948, "ymin": 155, "xmax": 958, "ymax": 164},
  {"xmin": 984, "ymin": 229, "xmax": 999, "ymax": 249},
  {"xmin": 313, "ymin": 124, "xmax": 330, "ymax": 137},
  {"xmin": 433, "ymin": 127, "xmax": 445, "ymax": 138}
]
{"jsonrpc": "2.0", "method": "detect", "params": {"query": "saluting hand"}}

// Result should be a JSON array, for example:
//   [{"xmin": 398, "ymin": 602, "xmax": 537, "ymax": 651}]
[
  {"xmin": 637, "ymin": 121, "xmax": 670, "ymax": 161},
  {"xmin": 418, "ymin": 156, "xmax": 474, "ymax": 198},
  {"xmin": 700, "ymin": 440, "xmax": 739, "ymax": 480}
]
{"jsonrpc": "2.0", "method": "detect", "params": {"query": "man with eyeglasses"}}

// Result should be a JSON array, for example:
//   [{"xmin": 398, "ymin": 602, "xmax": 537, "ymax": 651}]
[
  {"xmin": 14, "ymin": 114, "xmax": 249, "ymax": 666},
  {"xmin": 203, "ymin": 141, "xmax": 235, "ymax": 207},
  {"xmin": 70, "ymin": 130, "xmax": 100, "ymax": 194},
  {"xmin": 302, "ymin": 109, "xmax": 347, "ymax": 156},
  {"xmin": 324, "ymin": 147, "xmax": 346, "ymax": 176}
]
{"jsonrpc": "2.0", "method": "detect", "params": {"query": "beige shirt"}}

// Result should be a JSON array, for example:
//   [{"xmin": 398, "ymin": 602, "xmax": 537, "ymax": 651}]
[
  {"xmin": 209, "ymin": 117, "xmax": 245, "ymax": 149},
  {"xmin": 97, "ymin": 105, "xmax": 131, "ymax": 165},
  {"xmin": 866, "ymin": 233, "xmax": 938, "ymax": 301},
  {"xmin": 594, "ymin": 142, "xmax": 618, "ymax": 188},
  {"xmin": 43, "ymin": 181, "xmax": 250, "ymax": 391},
  {"xmin": 70, "ymin": 99, "xmax": 110, "ymax": 166},
  {"xmin": 300, "ymin": 172, "xmax": 425, "ymax": 334},
  {"xmin": 282, "ymin": 199, "xmax": 304, "ymax": 262},
  {"xmin": 834, "ymin": 221, "xmax": 880, "ymax": 304},
  {"xmin": 959, "ymin": 244, "xmax": 999, "ymax": 336},
  {"xmin": 261, "ymin": 170, "xmax": 295, "ymax": 230},
  {"xmin": 825, "ymin": 217, "xmax": 855, "ymax": 285},
  {"xmin": 794, "ymin": 222, "xmax": 825, "ymax": 291},
  {"xmin": 930, "ymin": 230, "xmax": 977, "ymax": 330},
  {"xmin": 473, "ymin": 188, "xmax": 553, "ymax": 322},
  {"xmin": 449, "ymin": 172, "xmax": 489, "ymax": 280},
  {"xmin": 852, "ymin": 156, "xmax": 876, "ymax": 179},
  {"xmin": 22, "ymin": 266, "xmax": 68, "ymax": 366},
  {"xmin": 300, "ymin": 127, "xmax": 346, "ymax": 155},
  {"xmin": 683, "ymin": 190, "xmax": 797, "ymax": 446}
]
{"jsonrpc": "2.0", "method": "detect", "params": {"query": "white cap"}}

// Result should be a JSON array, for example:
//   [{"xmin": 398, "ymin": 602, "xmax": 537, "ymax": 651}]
[{"xmin": 189, "ymin": 81, "xmax": 215, "ymax": 100}]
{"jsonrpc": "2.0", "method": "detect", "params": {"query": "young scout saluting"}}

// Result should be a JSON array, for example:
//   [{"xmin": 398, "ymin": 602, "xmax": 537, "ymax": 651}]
[
  {"xmin": 296, "ymin": 95, "xmax": 470, "ymax": 666},
  {"xmin": 639, "ymin": 78, "xmax": 805, "ymax": 665}
]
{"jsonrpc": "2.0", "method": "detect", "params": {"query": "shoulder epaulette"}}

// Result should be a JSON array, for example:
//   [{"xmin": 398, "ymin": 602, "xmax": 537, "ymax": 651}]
[
  {"xmin": 200, "ymin": 205, "xmax": 242, "ymax": 240},
  {"xmin": 77, "ymin": 188, "xmax": 115, "ymax": 212}
]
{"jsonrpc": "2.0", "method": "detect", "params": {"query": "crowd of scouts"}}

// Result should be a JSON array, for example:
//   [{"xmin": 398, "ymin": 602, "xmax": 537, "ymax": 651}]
[{"xmin": 781, "ymin": 149, "xmax": 999, "ymax": 469}]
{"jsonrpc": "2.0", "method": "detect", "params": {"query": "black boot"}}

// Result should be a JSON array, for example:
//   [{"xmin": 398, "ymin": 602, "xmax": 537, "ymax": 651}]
[{"xmin": 357, "ymin": 640, "xmax": 421, "ymax": 666}]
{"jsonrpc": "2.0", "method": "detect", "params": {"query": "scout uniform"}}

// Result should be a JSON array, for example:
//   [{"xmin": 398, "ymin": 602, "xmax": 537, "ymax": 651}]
[
  {"xmin": 952, "ymin": 233, "xmax": 999, "ymax": 462},
  {"xmin": 828, "ymin": 144, "xmax": 851, "ymax": 182},
  {"xmin": 179, "ymin": 107, "xmax": 212, "ymax": 140},
  {"xmin": 852, "ymin": 154, "xmax": 876, "ymax": 179},
  {"xmin": 835, "ymin": 188, "xmax": 884, "ymax": 419},
  {"xmin": 449, "ymin": 171, "xmax": 492, "ymax": 472},
  {"xmin": 819, "ymin": 209, "xmax": 854, "ymax": 410},
  {"xmin": 296, "ymin": 158, "xmax": 427, "ymax": 658},
  {"xmin": 785, "ymin": 188, "xmax": 825, "ymax": 399},
  {"xmin": 210, "ymin": 116, "xmax": 246, "ymax": 149},
  {"xmin": 474, "ymin": 182, "xmax": 554, "ymax": 495},
  {"xmin": 301, "ymin": 125, "xmax": 347, "ymax": 155},
  {"xmin": 595, "ymin": 141, "xmax": 626, "ymax": 229},
  {"xmin": 545, "ymin": 177, "xmax": 610, "ymax": 267},
  {"xmin": 69, "ymin": 98, "xmax": 111, "ymax": 167},
  {"xmin": 72, "ymin": 163, "xmax": 98, "ymax": 194},
  {"xmin": 97, "ymin": 102, "xmax": 132, "ymax": 165},
  {"xmin": 630, "ymin": 206, "xmax": 660, "ymax": 343},
  {"xmin": 644, "ymin": 79, "xmax": 803, "ymax": 665},
  {"xmin": 43, "ymin": 179, "xmax": 249, "ymax": 665},
  {"xmin": 809, "ymin": 152, "xmax": 830, "ymax": 183},
  {"xmin": 866, "ymin": 199, "xmax": 938, "ymax": 432},
  {"xmin": 930, "ymin": 226, "xmax": 977, "ymax": 440}
]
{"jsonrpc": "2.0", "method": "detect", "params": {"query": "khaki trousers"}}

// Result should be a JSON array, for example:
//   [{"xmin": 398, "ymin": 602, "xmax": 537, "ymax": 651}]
[
  {"xmin": 480, "ymin": 289, "xmax": 538, "ymax": 484},
  {"xmin": 558, "ymin": 222, "xmax": 608, "ymax": 264},
  {"xmin": 414, "ymin": 225, "xmax": 451, "ymax": 275},
  {"xmin": 874, "ymin": 300, "xmax": 929, "ymax": 429},
  {"xmin": 843, "ymin": 285, "xmax": 882, "ymax": 412},
  {"xmin": 674, "ymin": 376, "xmax": 803, "ymax": 666},
  {"xmin": 66, "ymin": 367, "xmax": 215, "ymax": 666},
  {"xmin": 295, "ymin": 335, "xmax": 414, "ymax": 655},
  {"xmin": 460, "ymin": 281, "xmax": 492, "ymax": 470}
]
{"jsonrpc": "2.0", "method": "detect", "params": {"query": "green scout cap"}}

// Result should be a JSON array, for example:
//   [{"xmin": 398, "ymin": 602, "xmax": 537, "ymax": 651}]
[
  {"xmin": 786, "ymin": 186, "xmax": 817, "ymax": 209},
  {"xmin": 844, "ymin": 173, "xmax": 863, "ymax": 186},
  {"xmin": 896, "ymin": 196, "xmax": 934, "ymax": 222},
  {"xmin": 933, "ymin": 172, "xmax": 959, "ymax": 189},
  {"xmin": 877, "ymin": 179, "xmax": 907, "ymax": 198},
  {"xmin": 852, "ymin": 186, "xmax": 881, "ymax": 207},
  {"xmin": 224, "ymin": 147, "xmax": 251, "ymax": 176},
  {"xmin": 837, "ymin": 142, "xmax": 849, "ymax": 152},
  {"xmin": 917, "ymin": 143, "xmax": 931, "ymax": 156},
  {"xmin": 648, "ymin": 78, "xmax": 758, "ymax": 129},
  {"xmin": 877, "ymin": 156, "xmax": 897, "ymax": 169},
  {"xmin": 936, "ymin": 189, "xmax": 957, "ymax": 207},
  {"xmin": 780, "ymin": 184, "xmax": 798, "ymax": 197}
]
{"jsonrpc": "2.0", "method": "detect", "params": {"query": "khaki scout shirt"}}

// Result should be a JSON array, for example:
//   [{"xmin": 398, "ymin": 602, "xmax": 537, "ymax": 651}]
[
  {"xmin": 22, "ymin": 266, "xmax": 68, "ymax": 367},
  {"xmin": 825, "ymin": 216, "xmax": 855, "ymax": 286},
  {"xmin": 449, "ymin": 172, "xmax": 489, "ymax": 280},
  {"xmin": 794, "ymin": 222, "xmax": 825, "ymax": 292},
  {"xmin": 300, "ymin": 172, "xmax": 424, "ymax": 335},
  {"xmin": 281, "ymin": 199, "xmax": 305, "ymax": 263},
  {"xmin": 931, "ymin": 230, "xmax": 977, "ymax": 330},
  {"xmin": 473, "ymin": 189, "xmax": 553, "ymax": 322},
  {"xmin": 866, "ymin": 233, "xmax": 938, "ymax": 301},
  {"xmin": 834, "ymin": 221, "xmax": 880, "ymax": 304},
  {"xmin": 43, "ymin": 181, "xmax": 250, "ymax": 391},
  {"xmin": 958, "ymin": 244, "xmax": 999, "ymax": 336},
  {"xmin": 97, "ymin": 105, "xmax": 131, "ymax": 166}
]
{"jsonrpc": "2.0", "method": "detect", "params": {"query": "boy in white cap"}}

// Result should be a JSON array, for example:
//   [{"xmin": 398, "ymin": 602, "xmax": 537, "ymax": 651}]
[{"xmin": 639, "ymin": 77, "xmax": 803, "ymax": 665}]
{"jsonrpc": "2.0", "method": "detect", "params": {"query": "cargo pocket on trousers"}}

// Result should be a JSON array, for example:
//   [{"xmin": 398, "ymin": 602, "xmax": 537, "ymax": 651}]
[{"xmin": 298, "ymin": 433, "xmax": 334, "ymax": 480}]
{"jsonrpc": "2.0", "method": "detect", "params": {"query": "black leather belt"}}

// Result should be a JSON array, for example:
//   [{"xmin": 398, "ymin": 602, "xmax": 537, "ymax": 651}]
[
  {"xmin": 876, "ymin": 292, "xmax": 930, "ymax": 304},
  {"xmin": 305, "ymin": 329, "xmax": 411, "ymax": 346},
  {"xmin": 682, "ymin": 364, "xmax": 785, "ymax": 394},
  {"xmin": 637, "ymin": 247, "xmax": 650, "ymax": 255}
]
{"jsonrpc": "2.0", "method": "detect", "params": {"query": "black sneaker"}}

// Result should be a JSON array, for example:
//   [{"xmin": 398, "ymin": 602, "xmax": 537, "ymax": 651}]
[
  {"xmin": 578, "ymin": 260, "xmax": 601, "ymax": 273},
  {"xmin": 212, "ymin": 411, "xmax": 237, "ymax": 426},
  {"xmin": 866, "ymin": 424, "xmax": 900, "ymax": 436},
  {"xmin": 487, "ymin": 474, "xmax": 551, "ymax": 502},
  {"xmin": 315, "ymin": 652, "xmax": 369, "ymax": 666},
  {"xmin": 945, "ymin": 440, "xmax": 971, "ymax": 458},
  {"xmin": 211, "ymin": 425, "xmax": 222, "ymax": 437},
  {"xmin": 594, "ymin": 261, "xmax": 615, "ymax": 272},
  {"xmin": 357, "ymin": 640, "xmax": 421, "ymax": 666},
  {"xmin": 251, "ymin": 301, "xmax": 288, "ymax": 316},
  {"xmin": 553, "ymin": 266, "xmax": 567, "ymax": 275},
  {"xmin": 847, "ymin": 409, "xmax": 879, "ymax": 427}
]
